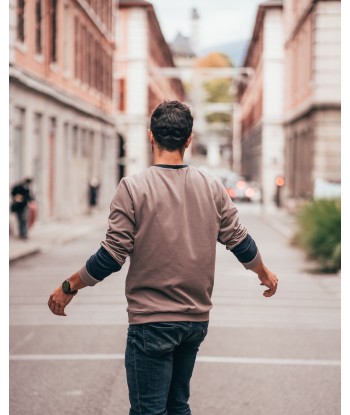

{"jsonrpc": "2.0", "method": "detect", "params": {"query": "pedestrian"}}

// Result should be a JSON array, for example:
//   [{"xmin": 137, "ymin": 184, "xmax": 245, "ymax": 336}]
[
  {"xmin": 10, "ymin": 177, "xmax": 34, "ymax": 240},
  {"xmin": 48, "ymin": 101, "xmax": 278, "ymax": 415},
  {"xmin": 88, "ymin": 177, "xmax": 100, "ymax": 214}
]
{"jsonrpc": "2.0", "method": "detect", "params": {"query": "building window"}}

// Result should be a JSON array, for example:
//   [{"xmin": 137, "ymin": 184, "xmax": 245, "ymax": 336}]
[
  {"xmin": 13, "ymin": 108, "xmax": 26, "ymax": 183},
  {"xmin": 109, "ymin": 54, "xmax": 113, "ymax": 98},
  {"xmin": 101, "ymin": 134, "xmax": 106, "ymax": 158},
  {"xmin": 118, "ymin": 79, "xmax": 126, "ymax": 112},
  {"xmin": 96, "ymin": 42, "xmax": 101, "ymax": 92},
  {"xmin": 85, "ymin": 29, "xmax": 90, "ymax": 85},
  {"xmin": 33, "ymin": 113, "xmax": 43, "ymax": 213},
  {"xmin": 74, "ymin": 17, "xmax": 79, "ymax": 79},
  {"xmin": 64, "ymin": 2, "xmax": 71, "ymax": 73},
  {"xmin": 50, "ymin": 0, "xmax": 58, "ymax": 63},
  {"xmin": 72, "ymin": 126, "xmax": 79, "ymax": 156},
  {"xmin": 81, "ymin": 25, "xmax": 86, "ymax": 82},
  {"xmin": 108, "ymin": 0, "xmax": 112, "ymax": 31},
  {"xmin": 89, "ymin": 33, "xmax": 94, "ymax": 88},
  {"xmin": 102, "ymin": 50, "xmax": 106, "ymax": 95},
  {"xmin": 35, "ymin": 0, "xmax": 42, "ymax": 54},
  {"xmin": 16, "ymin": 0, "xmax": 25, "ymax": 42},
  {"xmin": 81, "ymin": 129, "xmax": 89, "ymax": 157}
]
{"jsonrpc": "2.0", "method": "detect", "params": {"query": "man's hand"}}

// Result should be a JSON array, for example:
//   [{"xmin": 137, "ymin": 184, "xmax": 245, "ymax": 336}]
[
  {"xmin": 48, "ymin": 272, "xmax": 87, "ymax": 316},
  {"xmin": 258, "ymin": 268, "xmax": 278, "ymax": 297},
  {"xmin": 250, "ymin": 261, "xmax": 278, "ymax": 297},
  {"xmin": 48, "ymin": 286, "xmax": 74, "ymax": 316}
]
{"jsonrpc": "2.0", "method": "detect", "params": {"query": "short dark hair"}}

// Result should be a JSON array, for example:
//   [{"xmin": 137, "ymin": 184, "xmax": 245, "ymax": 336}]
[{"xmin": 150, "ymin": 101, "xmax": 193, "ymax": 151}]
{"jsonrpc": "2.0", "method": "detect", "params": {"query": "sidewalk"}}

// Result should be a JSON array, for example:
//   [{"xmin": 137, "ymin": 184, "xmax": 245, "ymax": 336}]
[
  {"xmin": 260, "ymin": 206, "xmax": 297, "ymax": 241},
  {"xmin": 9, "ymin": 210, "xmax": 108, "ymax": 263}
]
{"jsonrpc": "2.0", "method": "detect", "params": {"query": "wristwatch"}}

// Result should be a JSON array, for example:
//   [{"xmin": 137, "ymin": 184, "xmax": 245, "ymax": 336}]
[{"xmin": 62, "ymin": 279, "xmax": 78, "ymax": 296}]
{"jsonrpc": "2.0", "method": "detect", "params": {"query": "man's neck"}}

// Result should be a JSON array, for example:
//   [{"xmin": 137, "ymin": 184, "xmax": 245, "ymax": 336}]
[{"xmin": 153, "ymin": 150, "xmax": 185, "ymax": 166}]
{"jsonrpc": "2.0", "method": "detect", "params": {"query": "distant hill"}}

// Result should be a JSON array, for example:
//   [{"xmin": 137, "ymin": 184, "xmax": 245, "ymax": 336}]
[{"xmin": 200, "ymin": 39, "xmax": 250, "ymax": 67}]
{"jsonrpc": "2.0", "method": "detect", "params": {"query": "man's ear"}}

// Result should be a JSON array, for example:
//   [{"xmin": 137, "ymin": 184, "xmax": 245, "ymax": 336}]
[
  {"xmin": 148, "ymin": 129, "xmax": 155, "ymax": 145},
  {"xmin": 185, "ymin": 134, "xmax": 193, "ymax": 148}
]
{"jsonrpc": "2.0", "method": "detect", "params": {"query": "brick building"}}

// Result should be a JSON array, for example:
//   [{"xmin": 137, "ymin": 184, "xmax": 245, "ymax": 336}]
[
  {"xmin": 9, "ymin": 0, "xmax": 117, "ymax": 222},
  {"xmin": 284, "ymin": 0, "xmax": 341, "ymax": 201},
  {"xmin": 115, "ymin": 0, "xmax": 185, "ymax": 176},
  {"xmin": 238, "ymin": 1, "xmax": 285, "ymax": 209}
]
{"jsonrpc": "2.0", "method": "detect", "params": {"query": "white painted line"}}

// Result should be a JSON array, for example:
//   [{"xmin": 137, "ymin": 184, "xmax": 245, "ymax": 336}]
[
  {"xmin": 196, "ymin": 356, "xmax": 340, "ymax": 366},
  {"xmin": 9, "ymin": 354, "xmax": 340, "ymax": 367},
  {"xmin": 10, "ymin": 353, "xmax": 125, "ymax": 361}
]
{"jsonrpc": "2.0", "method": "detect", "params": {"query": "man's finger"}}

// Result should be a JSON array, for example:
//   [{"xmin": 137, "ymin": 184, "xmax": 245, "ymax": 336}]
[
  {"xmin": 263, "ymin": 286, "xmax": 277, "ymax": 297},
  {"xmin": 57, "ymin": 305, "xmax": 66, "ymax": 316},
  {"xmin": 53, "ymin": 304, "xmax": 61, "ymax": 315},
  {"xmin": 48, "ymin": 301, "xmax": 56, "ymax": 314},
  {"xmin": 263, "ymin": 289, "xmax": 273, "ymax": 297}
]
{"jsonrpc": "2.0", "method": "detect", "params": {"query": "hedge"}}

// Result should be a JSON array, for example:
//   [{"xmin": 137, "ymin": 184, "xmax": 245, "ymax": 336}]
[{"xmin": 293, "ymin": 198, "xmax": 341, "ymax": 272}]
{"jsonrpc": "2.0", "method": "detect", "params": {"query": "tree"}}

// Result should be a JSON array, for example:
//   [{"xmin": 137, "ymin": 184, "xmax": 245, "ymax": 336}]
[{"xmin": 196, "ymin": 52, "xmax": 234, "ymax": 123}]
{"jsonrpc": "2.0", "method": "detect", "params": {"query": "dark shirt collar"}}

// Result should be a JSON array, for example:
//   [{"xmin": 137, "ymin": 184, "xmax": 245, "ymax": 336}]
[{"xmin": 153, "ymin": 164, "xmax": 188, "ymax": 169}]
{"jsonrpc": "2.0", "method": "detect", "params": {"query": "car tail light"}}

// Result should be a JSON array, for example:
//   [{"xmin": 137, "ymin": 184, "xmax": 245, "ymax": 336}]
[
  {"xmin": 236, "ymin": 180, "xmax": 246, "ymax": 189},
  {"xmin": 245, "ymin": 188, "xmax": 255, "ymax": 198},
  {"xmin": 227, "ymin": 188, "xmax": 236, "ymax": 198}
]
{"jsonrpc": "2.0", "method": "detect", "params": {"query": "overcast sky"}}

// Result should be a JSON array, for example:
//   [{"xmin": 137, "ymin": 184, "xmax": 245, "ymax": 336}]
[{"xmin": 149, "ymin": 0, "xmax": 263, "ymax": 49}]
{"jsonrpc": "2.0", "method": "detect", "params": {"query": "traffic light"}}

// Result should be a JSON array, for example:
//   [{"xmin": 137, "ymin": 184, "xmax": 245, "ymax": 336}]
[
  {"xmin": 275, "ymin": 176, "xmax": 285, "ymax": 187},
  {"xmin": 274, "ymin": 176, "xmax": 285, "ymax": 207}
]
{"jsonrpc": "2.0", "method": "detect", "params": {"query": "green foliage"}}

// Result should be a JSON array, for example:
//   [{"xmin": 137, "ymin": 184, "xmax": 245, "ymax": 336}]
[
  {"xmin": 197, "ymin": 52, "xmax": 235, "ymax": 124},
  {"xmin": 196, "ymin": 52, "xmax": 234, "ymax": 68},
  {"xmin": 206, "ymin": 112, "xmax": 231, "ymax": 123},
  {"xmin": 294, "ymin": 199, "xmax": 341, "ymax": 272},
  {"xmin": 204, "ymin": 78, "xmax": 233, "ymax": 103}
]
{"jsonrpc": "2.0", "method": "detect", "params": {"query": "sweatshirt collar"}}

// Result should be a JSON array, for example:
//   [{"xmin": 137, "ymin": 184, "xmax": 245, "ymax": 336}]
[{"xmin": 153, "ymin": 164, "xmax": 188, "ymax": 169}]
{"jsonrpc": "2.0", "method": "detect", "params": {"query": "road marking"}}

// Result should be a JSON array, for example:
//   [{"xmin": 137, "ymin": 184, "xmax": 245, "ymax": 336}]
[
  {"xmin": 9, "ymin": 353, "xmax": 340, "ymax": 367},
  {"xmin": 197, "ymin": 356, "xmax": 340, "ymax": 366},
  {"xmin": 65, "ymin": 390, "xmax": 83, "ymax": 396}
]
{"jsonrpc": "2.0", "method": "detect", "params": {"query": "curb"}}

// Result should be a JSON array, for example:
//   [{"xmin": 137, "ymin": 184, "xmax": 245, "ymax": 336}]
[{"xmin": 9, "ymin": 246, "xmax": 41, "ymax": 264}]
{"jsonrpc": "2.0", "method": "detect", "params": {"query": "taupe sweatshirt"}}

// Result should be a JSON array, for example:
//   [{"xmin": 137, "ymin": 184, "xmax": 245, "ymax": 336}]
[{"xmin": 80, "ymin": 165, "xmax": 260, "ymax": 324}]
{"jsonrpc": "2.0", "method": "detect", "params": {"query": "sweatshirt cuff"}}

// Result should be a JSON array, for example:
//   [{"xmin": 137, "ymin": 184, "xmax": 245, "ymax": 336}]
[
  {"xmin": 241, "ymin": 251, "xmax": 262, "ymax": 270},
  {"xmin": 78, "ymin": 264, "xmax": 101, "ymax": 286}
]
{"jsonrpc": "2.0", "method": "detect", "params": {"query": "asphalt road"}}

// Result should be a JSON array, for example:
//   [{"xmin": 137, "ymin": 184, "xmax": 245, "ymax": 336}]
[{"xmin": 9, "ymin": 203, "xmax": 341, "ymax": 415}]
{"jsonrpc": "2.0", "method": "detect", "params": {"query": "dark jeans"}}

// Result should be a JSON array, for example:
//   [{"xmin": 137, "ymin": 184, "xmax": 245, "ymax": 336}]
[
  {"xmin": 125, "ymin": 321, "xmax": 209, "ymax": 415},
  {"xmin": 16, "ymin": 207, "xmax": 28, "ymax": 238}
]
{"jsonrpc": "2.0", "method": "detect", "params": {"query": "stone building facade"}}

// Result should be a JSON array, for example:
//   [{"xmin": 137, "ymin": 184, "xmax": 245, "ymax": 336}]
[
  {"xmin": 238, "ymin": 0, "xmax": 340, "ymax": 207},
  {"xmin": 284, "ymin": 0, "xmax": 341, "ymax": 201},
  {"xmin": 238, "ymin": 1, "xmax": 285, "ymax": 209},
  {"xmin": 116, "ymin": 0, "xmax": 185, "ymax": 176},
  {"xmin": 9, "ymin": 0, "xmax": 117, "ymax": 222}
]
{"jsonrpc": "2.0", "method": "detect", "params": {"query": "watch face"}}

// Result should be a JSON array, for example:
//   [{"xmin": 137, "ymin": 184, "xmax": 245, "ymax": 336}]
[{"xmin": 62, "ymin": 280, "xmax": 70, "ymax": 293}]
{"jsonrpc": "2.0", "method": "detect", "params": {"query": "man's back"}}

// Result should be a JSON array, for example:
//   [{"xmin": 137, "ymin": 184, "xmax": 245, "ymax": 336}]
[
  {"xmin": 48, "ymin": 100, "xmax": 278, "ymax": 415},
  {"xmin": 101, "ymin": 164, "xmax": 248, "ymax": 324}
]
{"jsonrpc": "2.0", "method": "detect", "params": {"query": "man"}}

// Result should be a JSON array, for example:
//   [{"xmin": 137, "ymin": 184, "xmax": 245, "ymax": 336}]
[
  {"xmin": 48, "ymin": 101, "xmax": 278, "ymax": 415},
  {"xmin": 11, "ymin": 177, "xmax": 34, "ymax": 239}
]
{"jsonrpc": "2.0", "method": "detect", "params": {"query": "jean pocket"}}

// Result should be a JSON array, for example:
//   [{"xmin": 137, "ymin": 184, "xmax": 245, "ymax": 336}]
[{"xmin": 143, "ymin": 323, "xmax": 181, "ymax": 356}]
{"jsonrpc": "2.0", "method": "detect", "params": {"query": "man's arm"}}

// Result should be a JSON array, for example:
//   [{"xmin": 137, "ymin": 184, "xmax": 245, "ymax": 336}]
[
  {"xmin": 47, "ymin": 247, "xmax": 122, "ymax": 316},
  {"xmin": 48, "ymin": 178, "xmax": 135, "ymax": 316},
  {"xmin": 217, "ymin": 184, "xmax": 278, "ymax": 297},
  {"xmin": 230, "ymin": 233, "xmax": 278, "ymax": 297}
]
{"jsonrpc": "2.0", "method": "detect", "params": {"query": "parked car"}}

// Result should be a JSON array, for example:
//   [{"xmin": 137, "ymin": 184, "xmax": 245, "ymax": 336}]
[
  {"xmin": 225, "ymin": 177, "xmax": 262, "ymax": 203},
  {"xmin": 313, "ymin": 178, "xmax": 341, "ymax": 200}
]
